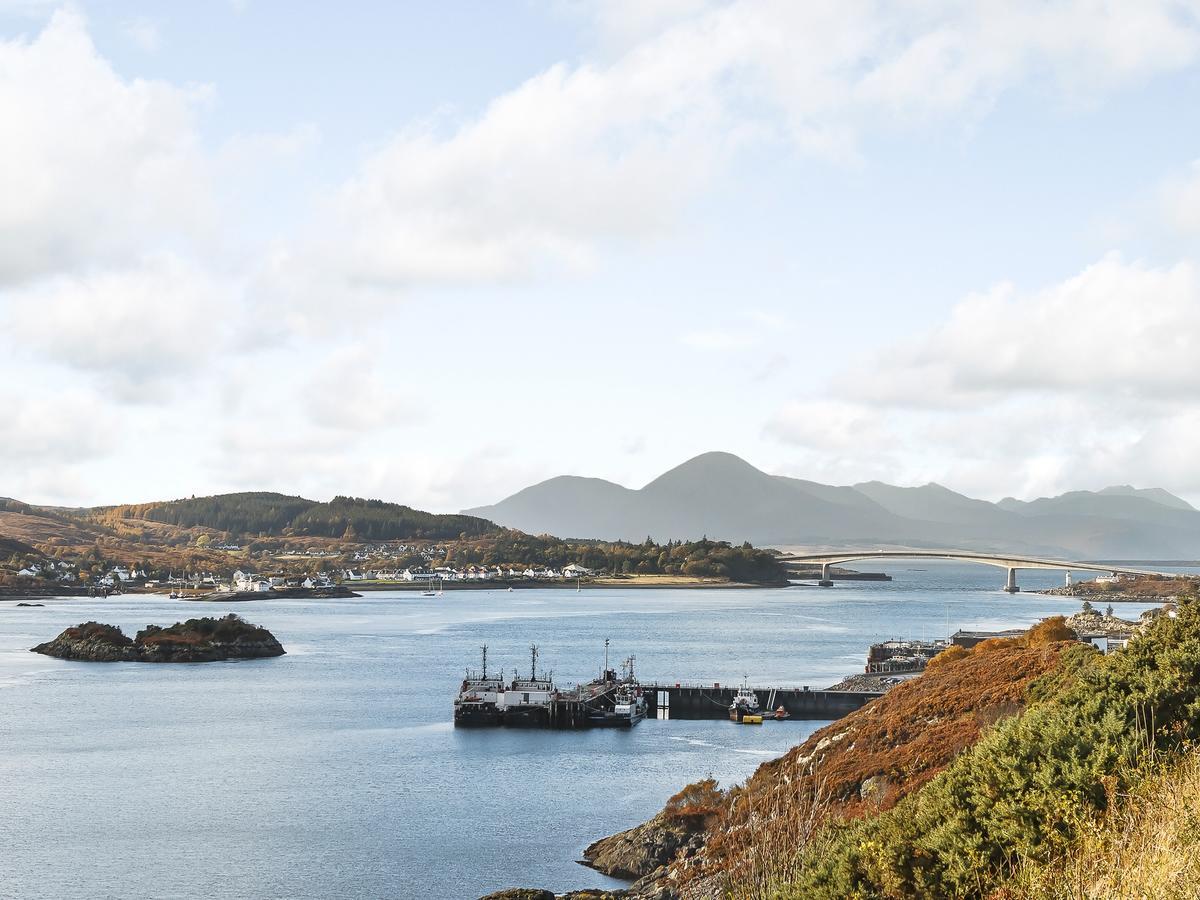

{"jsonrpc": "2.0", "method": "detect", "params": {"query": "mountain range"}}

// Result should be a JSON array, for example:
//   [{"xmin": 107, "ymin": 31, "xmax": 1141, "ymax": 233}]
[{"xmin": 464, "ymin": 452, "xmax": 1200, "ymax": 559}]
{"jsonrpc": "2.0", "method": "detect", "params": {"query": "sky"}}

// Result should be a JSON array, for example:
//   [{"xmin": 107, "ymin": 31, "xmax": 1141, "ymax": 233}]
[{"xmin": 3, "ymin": 0, "xmax": 1200, "ymax": 511}]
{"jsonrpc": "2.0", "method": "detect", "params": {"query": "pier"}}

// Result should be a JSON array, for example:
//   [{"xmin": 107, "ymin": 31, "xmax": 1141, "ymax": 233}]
[
  {"xmin": 520, "ymin": 683, "xmax": 880, "ymax": 728},
  {"xmin": 641, "ymin": 683, "xmax": 882, "ymax": 720}
]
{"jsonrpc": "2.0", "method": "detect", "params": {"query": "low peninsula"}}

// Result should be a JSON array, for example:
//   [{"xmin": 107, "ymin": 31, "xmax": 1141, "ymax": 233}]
[{"xmin": 31, "ymin": 614, "xmax": 285, "ymax": 662}]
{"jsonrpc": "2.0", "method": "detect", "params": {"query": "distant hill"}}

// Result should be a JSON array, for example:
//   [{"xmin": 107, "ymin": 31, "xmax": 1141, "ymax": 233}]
[
  {"xmin": 99, "ymin": 492, "xmax": 497, "ymax": 541},
  {"xmin": 464, "ymin": 452, "xmax": 1200, "ymax": 558}
]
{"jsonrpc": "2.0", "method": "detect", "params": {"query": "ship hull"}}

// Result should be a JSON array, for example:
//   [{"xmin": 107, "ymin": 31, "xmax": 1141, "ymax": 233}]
[
  {"xmin": 589, "ymin": 704, "xmax": 646, "ymax": 728},
  {"xmin": 501, "ymin": 705, "xmax": 550, "ymax": 728},
  {"xmin": 454, "ymin": 703, "xmax": 500, "ymax": 727}
]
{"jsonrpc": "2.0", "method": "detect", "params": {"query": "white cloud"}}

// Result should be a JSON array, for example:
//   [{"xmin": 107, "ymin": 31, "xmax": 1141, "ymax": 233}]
[
  {"xmin": 765, "ymin": 399, "xmax": 897, "ymax": 454},
  {"xmin": 680, "ymin": 310, "xmax": 789, "ymax": 352},
  {"xmin": 0, "ymin": 10, "xmax": 213, "ymax": 284},
  {"xmin": 768, "ymin": 254, "xmax": 1200, "ymax": 499},
  {"xmin": 3, "ymin": 254, "xmax": 240, "ymax": 394},
  {"xmin": 303, "ymin": 349, "xmax": 423, "ymax": 431},
  {"xmin": 0, "ymin": 383, "xmax": 109, "ymax": 464},
  {"xmin": 5, "ymin": 4, "xmax": 1200, "ymax": 510},
  {"xmin": 680, "ymin": 330, "xmax": 756, "ymax": 351},
  {"xmin": 1162, "ymin": 159, "xmax": 1200, "ymax": 236},
  {"xmin": 217, "ymin": 123, "xmax": 320, "ymax": 169},
  {"xmin": 329, "ymin": 61, "xmax": 721, "ymax": 285},
  {"xmin": 319, "ymin": 1, "xmax": 1200, "ymax": 287},
  {"xmin": 122, "ymin": 16, "xmax": 160, "ymax": 52},
  {"xmin": 839, "ymin": 255, "xmax": 1200, "ymax": 407}
]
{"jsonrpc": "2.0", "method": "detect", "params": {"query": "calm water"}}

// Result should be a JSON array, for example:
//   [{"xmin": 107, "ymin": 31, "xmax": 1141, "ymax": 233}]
[{"xmin": 0, "ymin": 564, "xmax": 1175, "ymax": 899}]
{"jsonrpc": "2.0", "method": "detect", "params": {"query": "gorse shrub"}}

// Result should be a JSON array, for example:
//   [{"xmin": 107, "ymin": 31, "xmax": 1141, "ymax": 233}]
[
  {"xmin": 664, "ymin": 778, "xmax": 725, "ymax": 822},
  {"xmin": 134, "ymin": 614, "xmax": 270, "ymax": 645},
  {"xmin": 64, "ymin": 622, "xmax": 132, "ymax": 646},
  {"xmin": 1007, "ymin": 746, "xmax": 1200, "ymax": 898},
  {"xmin": 1025, "ymin": 615, "xmax": 1076, "ymax": 646},
  {"xmin": 924, "ymin": 644, "xmax": 968, "ymax": 672},
  {"xmin": 772, "ymin": 597, "xmax": 1200, "ymax": 899}
]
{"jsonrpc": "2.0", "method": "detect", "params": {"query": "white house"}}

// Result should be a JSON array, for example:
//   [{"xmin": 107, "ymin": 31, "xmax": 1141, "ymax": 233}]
[
  {"xmin": 563, "ymin": 564, "xmax": 593, "ymax": 578},
  {"xmin": 402, "ymin": 568, "xmax": 437, "ymax": 582}
]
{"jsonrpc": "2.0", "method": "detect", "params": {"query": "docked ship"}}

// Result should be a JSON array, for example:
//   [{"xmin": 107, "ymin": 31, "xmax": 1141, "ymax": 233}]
[
  {"xmin": 729, "ymin": 677, "xmax": 762, "ymax": 723},
  {"xmin": 499, "ymin": 645, "xmax": 556, "ymax": 728},
  {"xmin": 610, "ymin": 680, "xmax": 647, "ymax": 727},
  {"xmin": 589, "ymin": 653, "xmax": 647, "ymax": 727},
  {"xmin": 453, "ymin": 644, "xmax": 504, "ymax": 727}
]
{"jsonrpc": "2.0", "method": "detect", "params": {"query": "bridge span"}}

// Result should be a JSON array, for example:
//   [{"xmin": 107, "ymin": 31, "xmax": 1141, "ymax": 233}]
[{"xmin": 779, "ymin": 549, "xmax": 1170, "ymax": 593}]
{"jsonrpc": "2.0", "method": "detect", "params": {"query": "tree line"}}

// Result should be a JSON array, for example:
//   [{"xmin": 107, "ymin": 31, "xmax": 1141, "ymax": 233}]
[
  {"xmin": 449, "ymin": 532, "xmax": 787, "ymax": 583},
  {"xmin": 98, "ymin": 492, "xmax": 496, "ymax": 541}
]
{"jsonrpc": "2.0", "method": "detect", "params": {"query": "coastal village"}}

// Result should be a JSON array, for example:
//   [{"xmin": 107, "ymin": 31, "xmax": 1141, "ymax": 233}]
[{"xmin": 4, "ymin": 549, "xmax": 597, "ymax": 594}]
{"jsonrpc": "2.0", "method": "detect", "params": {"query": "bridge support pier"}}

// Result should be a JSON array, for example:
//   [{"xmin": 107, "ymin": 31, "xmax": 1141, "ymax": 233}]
[
  {"xmin": 818, "ymin": 562, "xmax": 833, "ymax": 587},
  {"xmin": 1004, "ymin": 567, "xmax": 1019, "ymax": 594}
]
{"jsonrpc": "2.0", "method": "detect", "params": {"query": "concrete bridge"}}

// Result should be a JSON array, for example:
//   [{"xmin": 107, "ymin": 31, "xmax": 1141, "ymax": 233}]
[{"xmin": 779, "ymin": 549, "xmax": 1170, "ymax": 593}]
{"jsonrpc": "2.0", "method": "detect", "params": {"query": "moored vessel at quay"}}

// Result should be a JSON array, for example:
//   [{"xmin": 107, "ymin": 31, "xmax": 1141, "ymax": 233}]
[
  {"xmin": 497, "ymin": 644, "xmax": 556, "ymax": 728},
  {"xmin": 729, "ymin": 677, "xmax": 763, "ymax": 722},
  {"xmin": 453, "ymin": 640, "xmax": 651, "ymax": 729},
  {"xmin": 453, "ymin": 644, "xmax": 504, "ymax": 727},
  {"xmin": 587, "ymin": 653, "xmax": 646, "ymax": 727}
]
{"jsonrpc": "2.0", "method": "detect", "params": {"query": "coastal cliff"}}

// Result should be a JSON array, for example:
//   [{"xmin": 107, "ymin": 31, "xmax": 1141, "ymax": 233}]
[
  {"xmin": 32, "ymin": 614, "xmax": 285, "ymax": 662},
  {"xmin": 573, "ymin": 601, "xmax": 1200, "ymax": 899},
  {"xmin": 582, "ymin": 807, "xmax": 710, "ymax": 887},
  {"xmin": 621, "ymin": 627, "xmax": 1073, "ymax": 898}
]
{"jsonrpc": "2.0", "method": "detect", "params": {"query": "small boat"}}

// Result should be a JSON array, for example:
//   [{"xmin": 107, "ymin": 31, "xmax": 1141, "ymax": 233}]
[
  {"xmin": 773, "ymin": 705, "xmax": 790, "ymax": 721},
  {"xmin": 729, "ymin": 676, "xmax": 762, "ymax": 723}
]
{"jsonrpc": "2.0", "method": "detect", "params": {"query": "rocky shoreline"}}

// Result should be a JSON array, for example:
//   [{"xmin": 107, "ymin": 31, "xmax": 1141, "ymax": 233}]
[
  {"xmin": 1037, "ymin": 575, "xmax": 1198, "ymax": 603},
  {"xmin": 480, "ymin": 891, "xmax": 628, "ymax": 899},
  {"xmin": 31, "ymin": 614, "xmax": 285, "ymax": 662}
]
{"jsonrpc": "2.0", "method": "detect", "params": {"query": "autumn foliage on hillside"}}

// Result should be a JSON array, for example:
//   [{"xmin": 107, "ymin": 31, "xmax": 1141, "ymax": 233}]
[{"xmin": 666, "ymin": 630, "xmax": 1077, "ymax": 894}]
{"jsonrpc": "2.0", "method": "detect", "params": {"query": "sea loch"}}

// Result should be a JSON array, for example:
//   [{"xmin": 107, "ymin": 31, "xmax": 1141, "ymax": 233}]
[{"xmin": 0, "ymin": 566, "xmax": 1167, "ymax": 899}]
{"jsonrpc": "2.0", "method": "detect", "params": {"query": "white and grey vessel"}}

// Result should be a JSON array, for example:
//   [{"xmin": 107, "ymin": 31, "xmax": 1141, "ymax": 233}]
[
  {"xmin": 453, "ymin": 644, "xmax": 505, "ymax": 727},
  {"xmin": 498, "ymin": 645, "xmax": 556, "ymax": 728},
  {"xmin": 728, "ymin": 677, "xmax": 762, "ymax": 722}
]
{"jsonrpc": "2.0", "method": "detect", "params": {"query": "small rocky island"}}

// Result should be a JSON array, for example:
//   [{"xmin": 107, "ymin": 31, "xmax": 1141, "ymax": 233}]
[{"xmin": 31, "ymin": 614, "xmax": 285, "ymax": 662}]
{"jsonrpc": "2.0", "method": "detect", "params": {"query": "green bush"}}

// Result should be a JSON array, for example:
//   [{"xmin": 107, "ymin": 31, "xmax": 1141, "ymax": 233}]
[{"xmin": 772, "ymin": 597, "xmax": 1200, "ymax": 899}]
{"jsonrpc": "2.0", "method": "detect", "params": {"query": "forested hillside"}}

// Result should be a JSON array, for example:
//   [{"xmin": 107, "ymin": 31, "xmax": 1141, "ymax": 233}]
[{"xmin": 100, "ymin": 492, "xmax": 496, "ymax": 540}]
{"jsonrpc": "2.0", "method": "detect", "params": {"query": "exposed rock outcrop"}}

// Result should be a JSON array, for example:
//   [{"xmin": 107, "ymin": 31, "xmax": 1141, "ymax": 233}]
[
  {"xmin": 32, "ymin": 614, "xmax": 285, "ymax": 662},
  {"xmin": 478, "ymin": 890, "xmax": 628, "ymax": 900},
  {"xmin": 1066, "ymin": 608, "xmax": 1139, "ymax": 636},
  {"xmin": 582, "ymin": 811, "xmax": 708, "ymax": 882}
]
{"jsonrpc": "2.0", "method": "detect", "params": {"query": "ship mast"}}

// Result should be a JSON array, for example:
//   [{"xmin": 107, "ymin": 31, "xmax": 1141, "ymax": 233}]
[
  {"xmin": 481, "ymin": 643, "xmax": 488, "ymax": 680},
  {"xmin": 530, "ymin": 643, "xmax": 539, "ymax": 681},
  {"xmin": 604, "ymin": 637, "xmax": 610, "ymax": 677}
]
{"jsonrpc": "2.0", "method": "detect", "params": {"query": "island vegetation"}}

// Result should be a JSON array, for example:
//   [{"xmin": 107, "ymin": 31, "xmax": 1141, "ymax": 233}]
[{"xmin": 32, "ymin": 614, "xmax": 285, "ymax": 662}]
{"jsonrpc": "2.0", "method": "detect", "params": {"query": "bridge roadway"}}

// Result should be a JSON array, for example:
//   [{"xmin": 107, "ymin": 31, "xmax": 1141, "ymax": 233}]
[{"xmin": 779, "ymin": 549, "xmax": 1171, "ymax": 593}]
